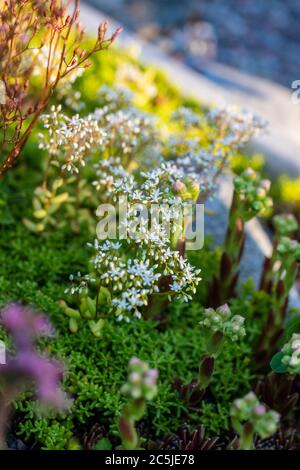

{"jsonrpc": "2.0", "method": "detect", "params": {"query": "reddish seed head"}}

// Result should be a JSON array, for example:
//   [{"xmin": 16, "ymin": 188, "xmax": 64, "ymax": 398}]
[
  {"xmin": 111, "ymin": 27, "xmax": 123, "ymax": 42},
  {"xmin": 98, "ymin": 21, "xmax": 110, "ymax": 42}
]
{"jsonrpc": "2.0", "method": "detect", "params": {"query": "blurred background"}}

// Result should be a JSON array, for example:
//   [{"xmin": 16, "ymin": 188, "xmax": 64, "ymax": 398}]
[{"xmin": 86, "ymin": 0, "xmax": 300, "ymax": 88}]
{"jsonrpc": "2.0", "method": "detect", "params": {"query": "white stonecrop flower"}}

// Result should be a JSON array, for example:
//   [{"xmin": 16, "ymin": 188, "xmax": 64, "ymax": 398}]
[
  {"xmin": 172, "ymin": 107, "xmax": 200, "ymax": 129},
  {"xmin": 167, "ymin": 105, "xmax": 267, "ymax": 197},
  {"xmin": 97, "ymin": 84, "xmax": 134, "ymax": 111},
  {"xmin": 173, "ymin": 150, "xmax": 217, "ymax": 195},
  {"xmin": 38, "ymin": 97, "xmax": 158, "ymax": 174},
  {"xmin": 91, "ymin": 105, "xmax": 157, "ymax": 158},
  {"xmin": 38, "ymin": 90, "xmax": 265, "ymax": 203},
  {"xmin": 39, "ymin": 107, "xmax": 107, "ymax": 173},
  {"xmin": 60, "ymin": 115, "xmax": 107, "ymax": 173},
  {"xmin": 92, "ymin": 157, "xmax": 133, "ymax": 193},
  {"xmin": 65, "ymin": 272, "xmax": 96, "ymax": 296},
  {"xmin": 91, "ymin": 248, "xmax": 161, "ymax": 321},
  {"xmin": 67, "ymin": 160, "xmax": 202, "ymax": 321},
  {"xmin": 92, "ymin": 158, "xmax": 126, "ymax": 191},
  {"xmin": 208, "ymin": 105, "xmax": 267, "ymax": 147},
  {"xmin": 86, "ymin": 238, "xmax": 201, "ymax": 322}
]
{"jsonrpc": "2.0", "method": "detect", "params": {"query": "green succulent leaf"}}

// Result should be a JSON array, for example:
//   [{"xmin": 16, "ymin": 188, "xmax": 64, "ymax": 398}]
[
  {"xmin": 64, "ymin": 307, "xmax": 81, "ymax": 320},
  {"xmin": 69, "ymin": 317, "xmax": 78, "ymax": 334},
  {"xmin": 88, "ymin": 319, "xmax": 105, "ymax": 338},
  {"xmin": 94, "ymin": 438, "xmax": 112, "ymax": 451},
  {"xmin": 97, "ymin": 287, "xmax": 111, "ymax": 307},
  {"xmin": 270, "ymin": 351, "xmax": 287, "ymax": 373}
]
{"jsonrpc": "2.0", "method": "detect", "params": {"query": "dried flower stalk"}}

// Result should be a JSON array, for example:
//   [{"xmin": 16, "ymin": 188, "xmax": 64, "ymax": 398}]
[{"xmin": 0, "ymin": 0, "xmax": 122, "ymax": 175}]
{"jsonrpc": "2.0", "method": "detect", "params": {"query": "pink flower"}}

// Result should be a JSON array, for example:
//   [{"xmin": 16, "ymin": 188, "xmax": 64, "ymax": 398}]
[
  {"xmin": 1, "ymin": 304, "xmax": 66, "ymax": 410},
  {"xmin": 2, "ymin": 304, "xmax": 52, "ymax": 347}
]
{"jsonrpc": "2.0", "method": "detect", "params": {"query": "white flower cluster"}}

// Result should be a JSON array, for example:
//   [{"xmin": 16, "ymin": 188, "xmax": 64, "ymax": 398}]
[
  {"xmin": 94, "ymin": 156, "xmax": 183, "ymax": 198},
  {"xmin": 67, "ymin": 160, "xmax": 202, "ymax": 321},
  {"xmin": 97, "ymin": 84, "xmax": 134, "ymax": 111},
  {"xmin": 172, "ymin": 106, "xmax": 201, "ymax": 129},
  {"xmin": 208, "ymin": 105, "xmax": 267, "ymax": 147},
  {"xmin": 173, "ymin": 150, "xmax": 218, "ymax": 196},
  {"xmin": 92, "ymin": 106, "xmax": 156, "ymax": 157},
  {"xmin": 38, "ymin": 105, "xmax": 68, "ymax": 156},
  {"xmin": 281, "ymin": 333, "xmax": 300, "ymax": 374},
  {"xmin": 168, "ymin": 105, "xmax": 266, "ymax": 197},
  {"xmin": 32, "ymin": 46, "xmax": 84, "ymax": 111},
  {"xmin": 92, "ymin": 157, "xmax": 129, "ymax": 192},
  {"xmin": 98, "ymin": 255, "xmax": 161, "ymax": 321},
  {"xmin": 65, "ymin": 271, "xmax": 96, "ymax": 296},
  {"xmin": 85, "ymin": 233, "xmax": 201, "ymax": 322},
  {"xmin": 38, "ymin": 91, "xmax": 266, "ymax": 202},
  {"xmin": 94, "ymin": 159, "xmax": 191, "ymax": 242},
  {"xmin": 199, "ymin": 304, "xmax": 246, "ymax": 341},
  {"xmin": 38, "ymin": 97, "xmax": 157, "ymax": 174},
  {"xmin": 162, "ymin": 138, "xmax": 216, "ymax": 196},
  {"xmin": 39, "ymin": 106, "xmax": 107, "ymax": 173}
]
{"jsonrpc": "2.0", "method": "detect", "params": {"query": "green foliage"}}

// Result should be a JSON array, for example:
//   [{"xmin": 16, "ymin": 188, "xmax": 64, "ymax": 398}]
[
  {"xmin": 0, "ymin": 43, "xmax": 296, "ymax": 451},
  {"xmin": 197, "ymin": 402, "xmax": 230, "ymax": 434},
  {"xmin": 94, "ymin": 438, "xmax": 112, "ymax": 450},
  {"xmin": 231, "ymin": 152, "xmax": 265, "ymax": 176},
  {"xmin": 285, "ymin": 314, "xmax": 300, "ymax": 339},
  {"xmin": 0, "ymin": 219, "xmax": 257, "ymax": 448}
]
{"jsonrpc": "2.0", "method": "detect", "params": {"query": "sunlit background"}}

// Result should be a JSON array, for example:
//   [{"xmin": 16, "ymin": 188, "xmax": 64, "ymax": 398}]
[{"xmin": 86, "ymin": 0, "xmax": 300, "ymax": 88}]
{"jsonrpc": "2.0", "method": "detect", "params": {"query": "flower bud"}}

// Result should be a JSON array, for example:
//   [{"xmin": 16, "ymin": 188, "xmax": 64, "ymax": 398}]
[
  {"xmin": 199, "ymin": 305, "xmax": 245, "ymax": 341},
  {"xmin": 231, "ymin": 392, "xmax": 279, "ymax": 440}
]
